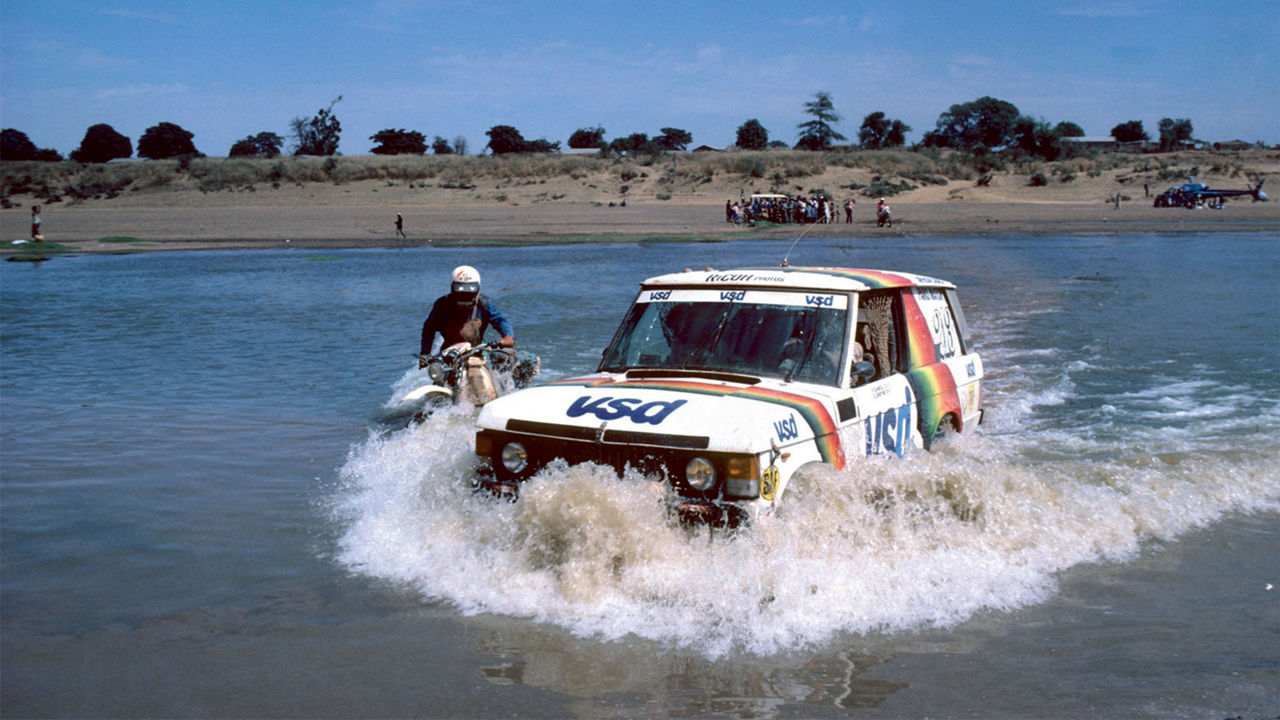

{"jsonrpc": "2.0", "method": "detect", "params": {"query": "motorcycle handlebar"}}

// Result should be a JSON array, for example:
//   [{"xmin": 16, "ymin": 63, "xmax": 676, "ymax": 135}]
[{"xmin": 412, "ymin": 341, "xmax": 516, "ymax": 365}]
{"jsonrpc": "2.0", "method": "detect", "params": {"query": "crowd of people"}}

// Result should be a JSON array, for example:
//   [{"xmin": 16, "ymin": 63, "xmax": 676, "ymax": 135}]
[{"xmin": 724, "ymin": 194, "xmax": 891, "ymax": 227}]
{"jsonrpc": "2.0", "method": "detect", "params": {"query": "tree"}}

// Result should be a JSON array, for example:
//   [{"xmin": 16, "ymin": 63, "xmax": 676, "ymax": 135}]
[
  {"xmin": 796, "ymin": 91, "xmax": 846, "ymax": 151},
  {"xmin": 291, "ymin": 96, "xmax": 342, "ymax": 156},
  {"xmin": 1110, "ymin": 120, "xmax": 1148, "ymax": 143},
  {"xmin": 568, "ymin": 126, "xmax": 606, "ymax": 149},
  {"xmin": 1158, "ymin": 117, "xmax": 1194, "ymax": 152},
  {"xmin": 70, "ymin": 123, "xmax": 132, "ymax": 163},
  {"xmin": 486, "ymin": 125, "xmax": 527, "ymax": 154},
  {"xmin": 735, "ymin": 119, "xmax": 768, "ymax": 150},
  {"xmin": 229, "ymin": 132, "xmax": 284, "ymax": 158},
  {"xmin": 1, "ymin": 129, "xmax": 38, "ymax": 160},
  {"xmin": 654, "ymin": 127, "xmax": 692, "ymax": 151},
  {"xmin": 1053, "ymin": 121, "xmax": 1085, "ymax": 138},
  {"xmin": 609, "ymin": 132, "xmax": 653, "ymax": 155},
  {"xmin": 451, "ymin": 136, "xmax": 468, "ymax": 156},
  {"xmin": 1013, "ymin": 117, "xmax": 1062, "ymax": 161},
  {"xmin": 369, "ymin": 128, "xmax": 426, "ymax": 155},
  {"xmin": 431, "ymin": 136, "xmax": 453, "ymax": 155},
  {"xmin": 3, "ymin": 129, "xmax": 62, "ymax": 160},
  {"xmin": 137, "ymin": 121, "xmax": 200, "ymax": 159},
  {"xmin": 922, "ymin": 96, "xmax": 1021, "ymax": 152},
  {"xmin": 858, "ymin": 111, "xmax": 911, "ymax": 149}
]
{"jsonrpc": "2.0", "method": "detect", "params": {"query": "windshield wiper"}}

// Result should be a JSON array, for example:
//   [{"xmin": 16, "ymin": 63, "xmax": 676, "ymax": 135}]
[
  {"xmin": 681, "ymin": 304, "xmax": 735, "ymax": 370},
  {"xmin": 784, "ymin": 310, "xmax": 817, "ymax": 383}
]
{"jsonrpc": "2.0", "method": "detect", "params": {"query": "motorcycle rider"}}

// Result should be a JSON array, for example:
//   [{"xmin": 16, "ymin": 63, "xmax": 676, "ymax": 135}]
[{"xmin": 420, "ymin": 265, "xmax": 516, "ymax": 359}]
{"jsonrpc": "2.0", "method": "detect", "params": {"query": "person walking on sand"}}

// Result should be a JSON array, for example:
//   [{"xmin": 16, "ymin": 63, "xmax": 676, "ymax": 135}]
[
  {"xmin": 395, "ymin": 213, "xmax": 406, "ymax": 238},
  {"xmin": 844, "ymin": 198, "xmax": 855, "ymax": 224},
  {"xmin": 31, "ymin": 206, "xmax": 42, "ymax": 242}
]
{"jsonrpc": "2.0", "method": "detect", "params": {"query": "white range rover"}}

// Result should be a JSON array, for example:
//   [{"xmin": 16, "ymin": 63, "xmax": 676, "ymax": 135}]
[{"xmin": 474, "ymin": 266, "xmax": 984, "ymax": 526}]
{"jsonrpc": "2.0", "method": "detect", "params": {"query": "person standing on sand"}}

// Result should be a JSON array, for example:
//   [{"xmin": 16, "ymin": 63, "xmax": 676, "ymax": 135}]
[
  {"xmin": 395, "ymin": 213, "xmax": 406, "ymax": 238},
  {"xmin": 31, "ymin": 206, "xmax": 42, "ymax": 241},
  {"xmin": 844, "ymin": 198, "xmax": 855, "ymax": 224}
]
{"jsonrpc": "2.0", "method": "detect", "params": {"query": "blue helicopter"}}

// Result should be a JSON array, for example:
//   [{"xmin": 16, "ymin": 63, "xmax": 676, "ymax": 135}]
[{"xmin": 1154, "ymin": 177, "xmax": 1267, "ymax": 208}]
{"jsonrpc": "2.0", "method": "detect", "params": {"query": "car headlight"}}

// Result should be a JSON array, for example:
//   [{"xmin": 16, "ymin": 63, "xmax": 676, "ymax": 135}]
[
  {"xmin": 685, "ymin": 457, "xmax": 716, "ymax": 491},
  {"xmin": 501, "ymin": 442, "xmax": 528, "ymax": 473}
]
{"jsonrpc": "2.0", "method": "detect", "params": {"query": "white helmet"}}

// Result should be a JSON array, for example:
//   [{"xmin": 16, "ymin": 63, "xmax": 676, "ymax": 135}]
[{"xmin": 450, "ymin": 265, "xmax": 480, "ymax": 294}]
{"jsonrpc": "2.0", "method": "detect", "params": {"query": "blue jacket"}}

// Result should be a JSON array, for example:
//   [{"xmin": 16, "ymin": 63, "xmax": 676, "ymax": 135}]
[{"xmin": 420, "ymin": 293, "xmax": 514, "ymax": 354}]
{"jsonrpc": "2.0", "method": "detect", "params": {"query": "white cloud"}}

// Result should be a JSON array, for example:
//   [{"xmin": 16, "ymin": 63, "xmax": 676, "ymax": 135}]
[
  {"xmin": 1054, "ymin": 1, "xmax": 1154, "ymax": 18},
  {"xmin": 99, "ymin": 8, "xmax": 177, "ymax": 23},
  {"xmin": 75, "ymin": 47, "xmax": 133, "ymax": 70},
  {"xmin": 95, "ymin": 83, "xmax": 188, "ymax": 100},
  {"xmin": 950, "ymin": 53, "xmax": 999, "ymax": 68}
]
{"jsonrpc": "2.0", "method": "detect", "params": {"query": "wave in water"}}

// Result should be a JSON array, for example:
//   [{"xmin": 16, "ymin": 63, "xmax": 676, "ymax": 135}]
[{"xmin": 331, "ymin": 363, "xmax": 1279, "ymax": 658}]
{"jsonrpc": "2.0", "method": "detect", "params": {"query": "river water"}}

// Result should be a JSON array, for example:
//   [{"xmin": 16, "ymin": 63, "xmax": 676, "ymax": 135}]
[{"xmin": 2, "ymin": 234, "xmax": 1277, "ymax": 718}]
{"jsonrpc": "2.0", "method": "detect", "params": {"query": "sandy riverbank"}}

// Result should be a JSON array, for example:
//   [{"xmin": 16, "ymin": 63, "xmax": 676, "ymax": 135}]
[{"xmin": 3, "ymin": 150, "xmax": 1277, "ymax": 253}]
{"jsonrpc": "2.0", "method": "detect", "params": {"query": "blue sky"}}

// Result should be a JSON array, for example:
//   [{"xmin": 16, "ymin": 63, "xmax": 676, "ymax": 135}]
[{"xmin": 2, "ymin": 0, "xmax": 1277, "ymax": 157}]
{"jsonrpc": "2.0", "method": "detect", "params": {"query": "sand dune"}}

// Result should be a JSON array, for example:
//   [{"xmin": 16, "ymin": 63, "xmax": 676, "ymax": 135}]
[{"xmin": 3, "ymin": 150, "xmax": 1277, "ymax": 253}]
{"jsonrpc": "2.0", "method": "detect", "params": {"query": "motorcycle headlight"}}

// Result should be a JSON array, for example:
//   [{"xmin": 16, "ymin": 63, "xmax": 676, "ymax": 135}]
[
  {"xmin": 685, "ymin": 457, "xmax": 716, "ymax": 491},
  {"xmin": 427, "ymin": 359, "xmax": 447, "ymax": 383},
  {"xmin": 501, "ymin": 442, "xmax": 528, "ymax": 473}
]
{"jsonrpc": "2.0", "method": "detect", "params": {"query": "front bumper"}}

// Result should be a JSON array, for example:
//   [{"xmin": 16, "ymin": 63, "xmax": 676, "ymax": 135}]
[{"xmin": 475, "ymin": 424, "xmax": 762, "ymax": 522}]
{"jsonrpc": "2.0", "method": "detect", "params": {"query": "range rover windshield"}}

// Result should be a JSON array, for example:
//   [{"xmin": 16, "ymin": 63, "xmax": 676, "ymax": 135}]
[{"xmin": 600, "ymin": 288, "xmax": 848, "ymax": 385}]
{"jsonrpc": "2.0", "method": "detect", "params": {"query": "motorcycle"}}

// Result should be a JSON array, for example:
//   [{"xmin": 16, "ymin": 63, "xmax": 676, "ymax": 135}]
[{"xmin": 399, "ymin": 341, "xmax": 539, "ymax": 423}]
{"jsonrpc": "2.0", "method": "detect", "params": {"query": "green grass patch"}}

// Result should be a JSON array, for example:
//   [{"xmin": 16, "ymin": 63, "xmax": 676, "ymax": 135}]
[
  {"xmin": 4, "ymin": 241, "xmax": 77, "ymax": 254},
  {"xmin": 99, "ymin": 236, "xmax": 146, "ymax": 244}
]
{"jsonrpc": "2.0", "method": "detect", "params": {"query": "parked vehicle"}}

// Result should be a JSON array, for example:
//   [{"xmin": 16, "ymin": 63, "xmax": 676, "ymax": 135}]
[{"xmin": 473, "ymin": 266, "xmax": 983, "ymax": 525}]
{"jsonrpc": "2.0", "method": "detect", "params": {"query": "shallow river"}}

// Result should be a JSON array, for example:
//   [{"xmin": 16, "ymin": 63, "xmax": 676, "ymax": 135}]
[{"xmin": 2, "ymin": 234, "xmax": 1277, "ymax": 718}]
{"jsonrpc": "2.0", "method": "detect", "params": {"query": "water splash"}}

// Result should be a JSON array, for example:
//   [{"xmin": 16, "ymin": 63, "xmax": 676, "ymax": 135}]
[{"xmin": 331, "ymin": 388, "xmax": 1279, "ymax": 658}]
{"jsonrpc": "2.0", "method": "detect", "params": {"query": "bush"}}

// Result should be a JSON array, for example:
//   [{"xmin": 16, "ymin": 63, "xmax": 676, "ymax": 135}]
[
  {"xmin": 70, "ymin": 124, "xmax": 132, "ymax": 163},
  {"xmin": 859, "ymin": 177, "xmax": 916, "ymax": 198},
  {"xmin": 370, "ymin": 129, "xmax": 427, "ymax": 155},
  {"xmin": 1029, "ymin": 172, "xmax": 1048, "ymax": 186},
  {"xmin": 137, "ymin": 122, "xmax": 200, "ymax": 159}
]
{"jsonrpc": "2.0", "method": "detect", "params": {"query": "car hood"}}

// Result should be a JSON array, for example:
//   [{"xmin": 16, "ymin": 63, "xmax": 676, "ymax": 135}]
[{"xmin": 476, "ymin": 373, "xmax": 840, "ymax": 454}]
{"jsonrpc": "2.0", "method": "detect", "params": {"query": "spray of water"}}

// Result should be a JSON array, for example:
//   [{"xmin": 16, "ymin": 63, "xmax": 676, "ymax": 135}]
[{"xmin": 332, "ymin": 349, "xmax": 1280, "ymax": 658}]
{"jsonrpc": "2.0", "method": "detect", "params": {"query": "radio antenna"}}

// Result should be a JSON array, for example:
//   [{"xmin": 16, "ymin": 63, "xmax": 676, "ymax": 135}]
[{"xmin": 780, "ymin": 223, "xmax": 815, "ymax": 267}]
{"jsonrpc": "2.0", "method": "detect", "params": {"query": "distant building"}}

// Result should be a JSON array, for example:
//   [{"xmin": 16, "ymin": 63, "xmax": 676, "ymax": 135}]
[
  {"xmin": 691, "ymin": 145, "xmax": 721, "ymax": 153},
  {"xmin": 1060, "ymin": 136, "xmax": 1118, "ymax": 151},
  {"xmin": 1213, "ymin": 140, "xmax": 1256, "ymax": 151}
]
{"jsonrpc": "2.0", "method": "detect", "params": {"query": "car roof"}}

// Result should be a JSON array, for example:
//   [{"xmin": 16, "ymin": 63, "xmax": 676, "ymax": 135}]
[{"xmin": 640, "ymin": 266, "xmax": 955, "ymax": 292}]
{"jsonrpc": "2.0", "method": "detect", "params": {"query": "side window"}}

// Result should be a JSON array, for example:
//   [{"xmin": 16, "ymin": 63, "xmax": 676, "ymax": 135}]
[
  {"xmin": 856, "ymin": 290, "xmax": 901, "ymax": 380},
  {"xmin": 914, "ymin": 288, "xmax": 962, "ymax": 362},
  {"xmin": 943, "ymin": 288, "xmax": 971, "ymax": 355}
]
